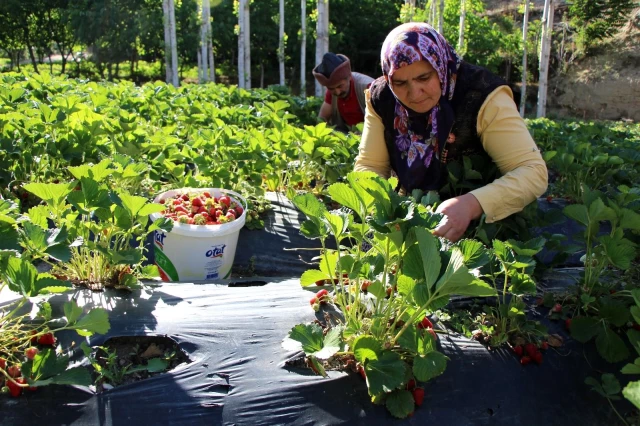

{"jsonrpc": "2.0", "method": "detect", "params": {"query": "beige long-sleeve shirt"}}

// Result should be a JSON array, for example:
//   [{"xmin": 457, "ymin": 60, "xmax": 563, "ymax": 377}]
[{"xmin": 354, "ymin": 86, "xmax": 548, "ymax": 223}]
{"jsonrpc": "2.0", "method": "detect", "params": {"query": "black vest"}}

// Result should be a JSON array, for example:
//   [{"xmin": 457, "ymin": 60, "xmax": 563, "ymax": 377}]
[{"xmin": 369, "ymin": 61, "xmax": 507, "ymax": 197}]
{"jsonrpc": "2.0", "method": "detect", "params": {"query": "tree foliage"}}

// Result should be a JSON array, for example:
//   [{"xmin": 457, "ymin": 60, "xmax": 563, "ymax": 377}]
[{"xmin": 568, "ymin": 0, "xmax": 637, "ymax": 51}]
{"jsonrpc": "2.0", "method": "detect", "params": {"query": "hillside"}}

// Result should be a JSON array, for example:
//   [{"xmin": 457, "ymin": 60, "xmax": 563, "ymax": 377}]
[{"xmin": 485, "ymin": 2, "xmax": 640, "ymax": 121}]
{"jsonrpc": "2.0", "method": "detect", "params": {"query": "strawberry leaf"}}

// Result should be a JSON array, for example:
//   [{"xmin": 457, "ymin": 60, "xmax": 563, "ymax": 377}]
[
  {"xmin": 292, "ymin": 193, "xmax": 327, "ymax": 218},
  {"xmin": 456, "ymin": 239, "xmax": 490, "ymax": 269},
  {"xmin": 300, "ymin": 269, "xmax": 328, "ymax": 287},
  {"xmin": 288, "ymin": 323, "xmax": 324, "ymax": 355},
  {"xmin": 570, "ymin": 316, "xmax": 599, "ymax": 342},
  {"xmin": 364, "ymin": 351, "xmax": 405, "ymax": 396},
  {"xmin": 23, "ymin": 182, "xmax": 76, "ymax": 206},
  {"xmin": 621, "ymin": 358, "xmax": 640, "ymax": 375},
  {"xmin": 413, "ymin": 351, "xmax": 448, "ymax": 382},
  {"xmin": 72, "ymin": 308, "xmax": 111, "ymax": 336},
  {"xmin": 596, "ymin": 327, "xmax": 629, "ymax": 363},
  {"xmin": 64, "ymin": 300, "xmax": 84, "ymax": 324},
  {"xmin": 623, "ymin": 381, "xmax": 640, "ymax": 410},
  {"xmin": 415, "ymin": 228, "xmax": 440, "ymax": 289},
  {"xmin": 315, "ymin": 326, "xmax": 342, "ymax": 360},
  {"xmin": 599, "ymin": 298, "xmax": 630, "ymax": 327},
  {"xmin": 385, "ymin": 389, "xmax": 415, "ymax": 419},
  {"xmin": 353, "ymin": 336, "xmax": 381, "ymax": 364}
]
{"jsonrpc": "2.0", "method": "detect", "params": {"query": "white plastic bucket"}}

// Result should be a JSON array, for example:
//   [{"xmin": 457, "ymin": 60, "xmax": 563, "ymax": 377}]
[{"xmin": 149, "ymin": 188, "xmax": 247, "ymax": 282}]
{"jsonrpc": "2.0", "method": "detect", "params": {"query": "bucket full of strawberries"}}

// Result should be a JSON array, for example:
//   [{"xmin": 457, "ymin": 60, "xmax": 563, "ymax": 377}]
[{"xmin": 150, "ymin": 188, "xmax": 247, "ymax": 282}]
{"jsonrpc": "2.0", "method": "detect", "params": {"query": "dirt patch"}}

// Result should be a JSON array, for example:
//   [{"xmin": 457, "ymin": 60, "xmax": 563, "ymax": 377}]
[
  {"xmin": 90, "ymin": 335, "xmax": 190, "ymax": 392},
  {"xmin": 548, "ymin": 9, "xmax": 640, "ymax": 121}
]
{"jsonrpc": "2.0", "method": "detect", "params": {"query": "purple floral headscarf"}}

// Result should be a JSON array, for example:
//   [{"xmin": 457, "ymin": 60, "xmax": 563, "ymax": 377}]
[{"xmin": 381, "ymin": 23, "xmax": 461, "ymax": 170}]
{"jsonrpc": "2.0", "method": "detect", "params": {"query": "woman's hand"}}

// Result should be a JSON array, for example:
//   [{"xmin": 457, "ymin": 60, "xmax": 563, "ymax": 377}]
[{"xmin": 432, "ymin": 193, "xmax": 484, "ymax": 243}]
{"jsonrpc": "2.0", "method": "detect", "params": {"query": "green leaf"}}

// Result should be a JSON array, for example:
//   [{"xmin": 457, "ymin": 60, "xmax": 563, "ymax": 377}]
[
  {"xmin": 385, "ymin": 389, "xmax": 415, "ymax": 419},
  {"xmin": 414, "ymin": 228, "xmax": 440, "ymax": 289},
  {"xmin": 288, "ymin": 323, "xmax": 324, "ymax": 354},
  {"xmin": 412, "ymin": 281, "xmax": 430, "ymax": 307},
  {"xmin": 64, "ymin": 300, "xmax": 84, "ymax": 324},
  {"xmin": 318, "ymin": 250, "xmax": 338, "ymax": 278},
  {"xmin": 570, "ymin": 316, "xmax": 599, "ymax": 342},
  {"xmin": 26, "ymin": 205, "xmax": 50, "ymax": 228},
  {"xmin": 2, "ymin": 256, "xmax": 37, "ymax": 297},
  {"xmin": 508, "ymin": 273, "xmax": 537, "ymax": 296},
  {"xmin": 602, "ymin": 373, "xmax": 622, "ymax": 396},
  {"xmin": 563, "ymin": 204, "xmax": 589, "ymax": 227},
  {"xmin": 623, "ymin": 381, "xmax": 640, "ymax": 410},
  {"xmin": 353, "ymin": 335, "xmax": 381, "ymax": 364},
  {"xmin": 397, "ymin": 324, "xmax": 418, "ymax": 353},
  {"xmin": 600, "ymin": 298, "xmax": 630, "ymax": 327},
  {"xmin": 596, "ymin": 327, "xmax": 629, "ymax": 363},
  {"xmin": 628, "ymin": 329, "xmax": 640, "ymax": 356},
  {"xmin": 621, "ymin": 358, "xmax": 640, "ymax": 375},
  {"xmin": 72, "ymin": 309, "xmax": 111, "ymax": 336},
  {"xmin": 23, "ymin": 182, "xmax": 76, "ymax": 206},
  {"xmin": 308, "ymin": 355, "xmax": 327, "ymax": 377},
  {"xmin": 435, "ymin": 250, "xmax": 474, "ymax": 296},
  {"xmin": 32, "ymin": 366, "xmax": 92, "ymax": 387},
  {"xmin": 148, "ymin": 217, "xmax": 174, "ymax": 234},
  {"xmin": 589, "ymin": 198, "xmax": 616, "ymax": 223},
  {"xmin": 506, "ymin": 237, "xmax": 546, "ymax": 257},
  {"xmin": 600, "ymin": 236, "xmax": 636, "ymax": 270},
  {"xmin": 448, "ymin": 278, "xmax": 497, "ymax": 297},
  {"xmin": 128, "ymin": 358, "xmax": 169, "ymax": 374},
  {"xmin": 396, "ymin": 275, "xmax": 416, "ymax": 299},
  {"xmin": 620, "ymin": 208, "xmax": 640, "ymax": 231},
  {"xmin": 365, "ymin": 351, "xmax": 406, "ymax": 396},
  {"xmin": 293, "ymin": 193, "xmax": 327, "ymax": 218},
  {"xmin": 299, "ymin": 220, "xmax": 324, "ymax": 239},
  {"xmin": 300, "ymin": 269, "xmax": 329, "ymax": 287},
  {"xmin": 118, "ymin": 193, "xmax": 149, "ymax": 218},
  {"xmin": 456, "ymin": 239, "xmax": 489, "ymax": 269},
  {"xmin": 413, "ymin": 351, "xmax": 448, "ymax": 382},
  {"xmin": 68, "ymin": 159, "xmax": 113, "ymax": 182},
  {"xmin": 402, "ymin": 245, "xmax": 425, "ymax": 280},
  {"xmin": 315, "ymin": 326, "xmax": 342, "ymax": 360},
  {"xmin": 327, "ymin": 183, "xmax": 363, "ymax": 218},
  {"xmin": 323, "ymin": 212, "xmax": 346, "ymax": 239},
  {"xmin": 138, "ymin": 203, "xmax": 165, "ymax": 217}
]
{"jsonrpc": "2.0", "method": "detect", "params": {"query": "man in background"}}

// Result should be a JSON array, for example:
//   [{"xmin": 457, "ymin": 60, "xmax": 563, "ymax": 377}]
[{"xmin": 312, "ymin": 53, "xmax": 374, "ymax": 131}]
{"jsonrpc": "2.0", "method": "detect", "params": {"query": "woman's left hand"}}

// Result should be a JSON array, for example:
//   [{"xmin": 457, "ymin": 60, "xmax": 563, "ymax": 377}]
[{"xmin": 432, "ymin": 193, "xmax": 484, "ymax": 243}]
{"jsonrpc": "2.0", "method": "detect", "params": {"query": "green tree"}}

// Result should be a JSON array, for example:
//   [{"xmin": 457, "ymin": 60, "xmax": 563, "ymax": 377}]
[{"xmin": 568, "ymin": 0, "xmax": 637, "ymax": 51}]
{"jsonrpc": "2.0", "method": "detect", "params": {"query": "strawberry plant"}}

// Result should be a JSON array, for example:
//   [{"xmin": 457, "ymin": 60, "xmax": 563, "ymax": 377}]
[
  {"xmin": 285, "ymin": 172, "xmax": 497, "ymax": 419},
  {"xmin": 557, "ymin": 186, "xmax": 640, "ymax": 363},
  {"xmin": 0, "ymin": 253, "xmax": 111, "ymax": 396}
]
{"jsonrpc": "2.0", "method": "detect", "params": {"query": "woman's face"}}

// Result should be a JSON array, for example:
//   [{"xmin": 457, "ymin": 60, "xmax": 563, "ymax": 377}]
[{"xmin": 389, "ymin": 60, "xmax": 442, "ymax": 113}]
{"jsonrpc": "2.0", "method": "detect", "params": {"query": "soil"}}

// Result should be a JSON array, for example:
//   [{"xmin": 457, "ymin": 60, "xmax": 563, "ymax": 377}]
[
  {"xmin": 92, "ymin": 335, "xmax": 190, "ymax": 392},
  {"xmin": 548, "ymin": 9, "xmax": 640, "ymax": 121}
]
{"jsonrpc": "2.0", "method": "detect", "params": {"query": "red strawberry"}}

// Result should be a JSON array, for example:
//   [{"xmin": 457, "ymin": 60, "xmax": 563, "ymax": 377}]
[
  {"xmin": 520, "ymin": 356, "xmax": 531, "ymax": 365},
  {"xmin": 360, "ymin": 280, "xmax": 372, "ymax": 292},
  {"xmin": 191, "ymin": 197, "xmax": 203, "ymax": 207},
  {"xmin": 0, "ymin": 358, "xmax": 5, "ymax": 369},
  {"xmin": 513, "ymin": 345, "xmax": 524, "ymax": 357},
  {"xmin": 7, "ymin": 365, "xmax": 21, "ymax": 378},
  {"xmin": 427, "ymin": 328, "xmax": 438, "ymax": 341},
  {"xmin": 565, "ymin": 319, "xmax": 572, "ymax": 330},
  {"xmin": 540, "ymin": 341, "xmax": 549, "ymax": 350},
  {"xmin": 316, "ymin": 289, "xmax": 329, "ymax": 304},
  {"xmin": 525, "ymin": 343, "xmax": 538, "ymax": 357},
  {"xmin": 412, "ymin": 388, "xmax": 425, "ymax": 406},
  {"xmin": 309, "ymin": 297, "xmax": 318, "ymax": 305},
  {"xmin": 406, "ymin": 379, "xmax": 416, "ymax": 390},
  {"xmin": 235, "ymin": 206, "xmax": 244, "ymax": 216},
  {"xmin": 219, "ymin": 196, "xmax": 231, "ymax": 208},
  {"xmin": 25, "ymin": 347, "xmax": 39, "ymax": 360},
  {"xmin": 633, "ymin": 323, "xmax": 640, "ymax": 331},
  {"xmin": 532, "ymin": 351, "xmax": 543, "ymax": 364},
  {"xmin": 181, "ymin": 194, "xmax": 189, "ymax": 201},
  {"xmin": 203, "ymin": 191, "xmax": 212, "ymax": 198},
  {"xmin": 38, "ymin": 332, "xmax": 56, "ymax": 345},
  {"xmin": 7, "ymin": 377, "xmax": 25, "ymax": 397},
  {"xmin": 358, "ymin": 365, "xmax": 366, "ymax": 381},
  {"xmin": 546, "ymin": 195, "xmax": 553, "ymax": 202},
  {"xmin": 552, "ymin": 303, "xmax": 562, "ymax": 313},
  {"xmin": 417, "ymin": 317, "xmax": 433, "ymax": 330},
  {"xmin": 226, "ymin": 210, "xmax": 236, "ymax": 220}
]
